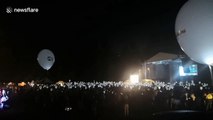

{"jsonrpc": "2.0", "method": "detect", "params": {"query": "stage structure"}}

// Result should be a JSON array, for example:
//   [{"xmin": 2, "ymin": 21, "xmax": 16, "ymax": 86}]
[{"xmin": 141, "ymin": 52, "xmax": 198, "ymax": 83}]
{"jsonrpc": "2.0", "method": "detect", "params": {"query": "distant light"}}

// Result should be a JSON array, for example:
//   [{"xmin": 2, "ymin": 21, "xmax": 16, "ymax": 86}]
[
  {"xmin": 18, "ymin": 82, "xmax": 26, "ymax": 87},
  {"xmin": 65, "ymin": 107, "xmax": 72, "ymax": 111},
  {"xmin": 130, "ymin": 74, "xmax": 139, "ymax": 84},
  {"xmin": 56, "ymin": 80, "xmax": 65, "ymax": 87}
]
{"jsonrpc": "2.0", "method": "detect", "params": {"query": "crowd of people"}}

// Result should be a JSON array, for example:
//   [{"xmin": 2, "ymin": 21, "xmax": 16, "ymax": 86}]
[{"xmin": 1, "ymin": 80, "xmax": 213, "ymax": 119}]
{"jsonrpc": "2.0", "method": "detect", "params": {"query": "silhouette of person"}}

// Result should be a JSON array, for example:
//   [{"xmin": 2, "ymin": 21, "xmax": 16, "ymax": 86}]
[{"xmin": 124, "ymin": 94, "xmax": 129, "ymax": 118}]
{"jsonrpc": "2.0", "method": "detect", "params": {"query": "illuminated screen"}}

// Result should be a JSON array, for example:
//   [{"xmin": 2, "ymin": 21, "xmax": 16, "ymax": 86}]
[{"xmin": 179, "ymin": 64, "xmax": 198, "ymax": 76}]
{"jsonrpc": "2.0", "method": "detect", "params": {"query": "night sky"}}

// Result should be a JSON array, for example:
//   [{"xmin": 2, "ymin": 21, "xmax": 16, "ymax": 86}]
[{"xmin": 0, "ymin": 0, "xmax": 188, "ymax": 82}]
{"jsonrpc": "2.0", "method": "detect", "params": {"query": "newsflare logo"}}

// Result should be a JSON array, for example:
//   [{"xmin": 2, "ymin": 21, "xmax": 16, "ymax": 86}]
[
  {"xmin": 6, "ymin": 7, "xmax": 13, "ymax": 13},
  {"xmin": 6, "ymin": 6, "xmax": 39, "ymax": 13}
]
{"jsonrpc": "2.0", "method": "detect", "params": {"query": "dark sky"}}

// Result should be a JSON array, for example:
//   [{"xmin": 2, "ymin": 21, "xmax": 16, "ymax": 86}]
[{"xmin": 0, "ymin": 0, "xmax": 187, "ymax": 82}]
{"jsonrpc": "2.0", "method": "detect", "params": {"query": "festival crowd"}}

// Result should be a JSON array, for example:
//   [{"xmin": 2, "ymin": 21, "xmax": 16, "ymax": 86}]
[{"xmin": 0, "ymin": 80, "xmax": 213, "ymax": 119}]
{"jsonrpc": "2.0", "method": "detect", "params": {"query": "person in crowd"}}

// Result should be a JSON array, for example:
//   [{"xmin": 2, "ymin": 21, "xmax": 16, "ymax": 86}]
[
  {"xmin": 124, "ymin": 93, "xmax": 129, "ymax": 118},
  {"xmin": 0, "ymin": 89, "xmax": 9, "ymax": 109},
  {"xmin": 205, "ymin": 92, "xmax": 213, "ymax": 111}
]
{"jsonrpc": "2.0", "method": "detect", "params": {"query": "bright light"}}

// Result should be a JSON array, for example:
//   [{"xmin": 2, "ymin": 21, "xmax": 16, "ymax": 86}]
[
  {"xmin": 205, "ymin": 58, "xmax": 213, "ymax": 65},
  {"xmin": 130, "ymin": 74, "xmax": 139, "ymax": 84},
  {"xmin": 179, "ymin": 66, "xmax": 185, "ymax": 76},
  {"xmin": 56, "ymin": 81, "xmax": 65, "ymax": 87},
  {"xmin": 18, "ymin": 82, "xmax": 26, "ymax": 87}
]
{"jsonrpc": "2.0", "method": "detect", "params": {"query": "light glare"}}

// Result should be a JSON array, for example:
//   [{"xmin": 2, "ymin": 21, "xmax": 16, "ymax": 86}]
[
  {"xmin": 130, "ymin": 74, "xmax": 139, "ymax": 84},
  {"xmin": 205, "ymin": 58, "xmax": 213, "ymax": 65}
]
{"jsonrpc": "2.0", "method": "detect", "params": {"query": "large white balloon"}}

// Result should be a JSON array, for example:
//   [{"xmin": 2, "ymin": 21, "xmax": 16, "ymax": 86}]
[
  {"xmin": 175, "ymin": 0, "xmax": 213, "ymax": 65},
  {"xmin": 37, "ymin": 49, "xmax": 55, "ymax": 70}
]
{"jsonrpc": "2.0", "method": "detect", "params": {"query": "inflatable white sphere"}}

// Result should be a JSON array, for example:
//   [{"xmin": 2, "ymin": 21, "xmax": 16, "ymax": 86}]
[
  {"xmin": 37, "ymin": 49, "xmax": 55, "ymax": 70},
  {"xmin": 175, "ymin": 0, "xmax": 213, "ymax": 65}
]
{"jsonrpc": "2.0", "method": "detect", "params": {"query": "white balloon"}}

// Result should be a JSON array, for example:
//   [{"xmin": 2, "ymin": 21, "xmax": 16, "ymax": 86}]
[
  {"xmin": 37, "ymin": 49, "xmax": 55, "ymax": 70},
  {"xmin": 175, "ymin": 0, "xmax": 213, "ymax": 65}
]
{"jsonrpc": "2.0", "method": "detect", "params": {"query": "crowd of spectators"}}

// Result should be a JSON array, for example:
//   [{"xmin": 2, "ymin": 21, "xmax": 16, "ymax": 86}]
[{"xmin": 1, "ymin": 80, "xmax": 213, "ymax": 119}]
